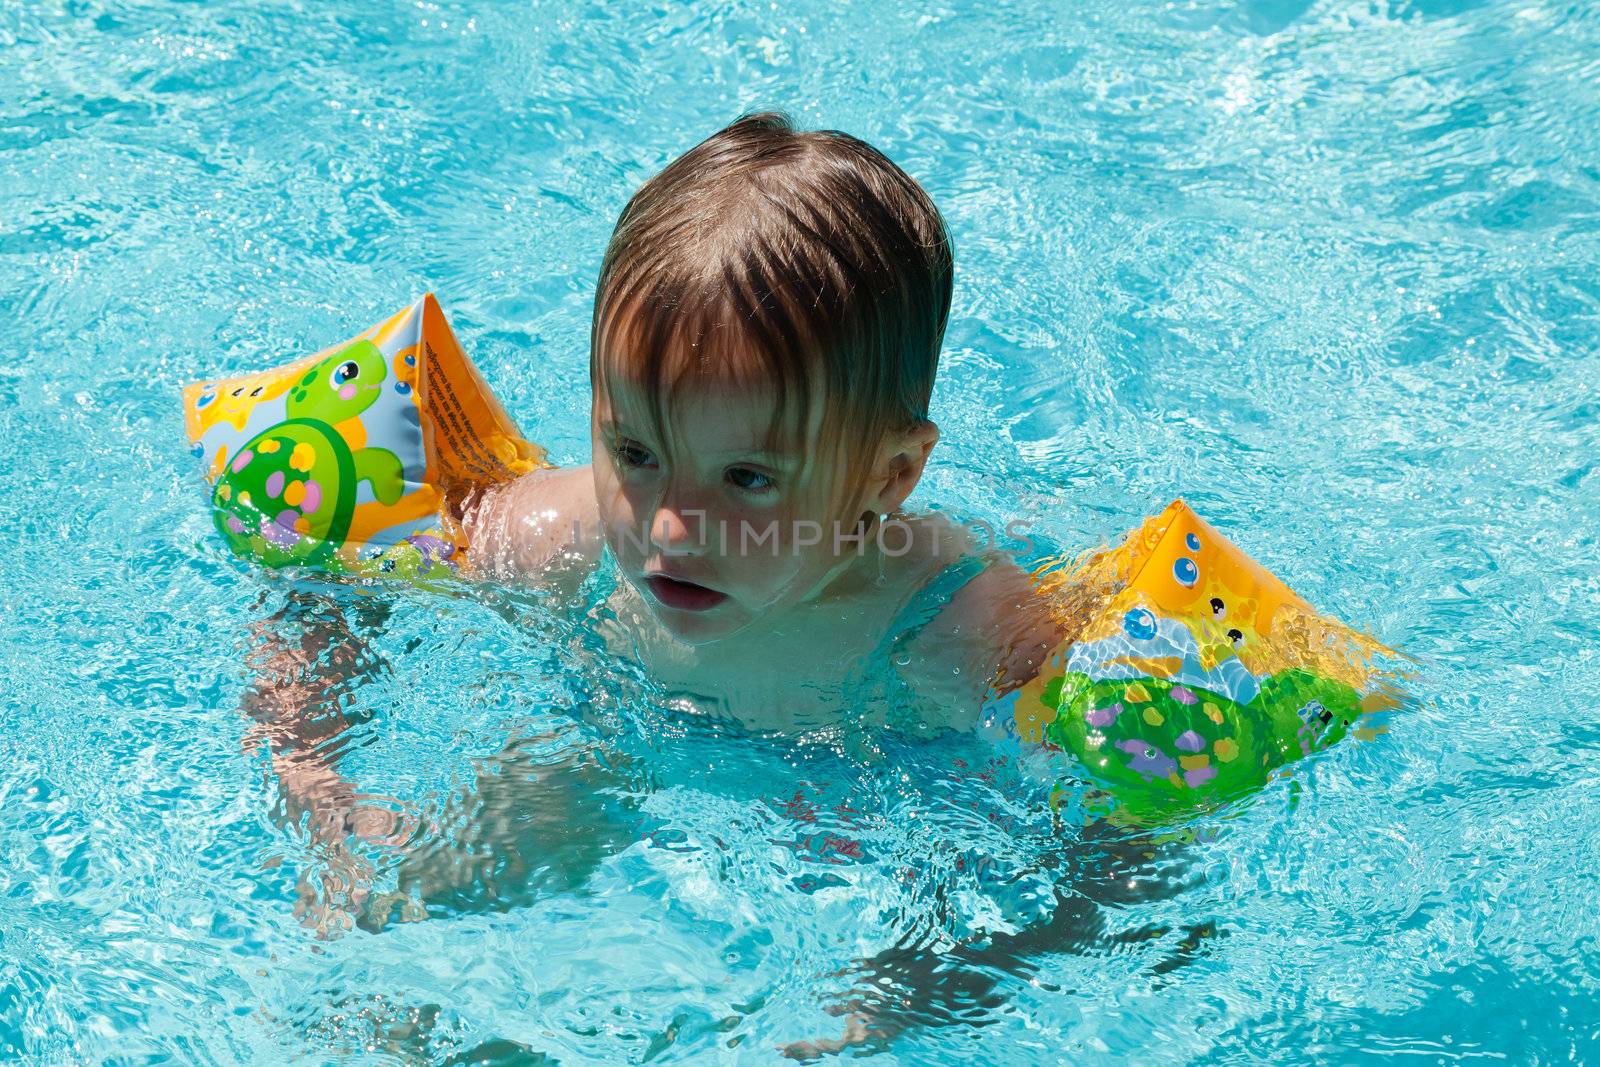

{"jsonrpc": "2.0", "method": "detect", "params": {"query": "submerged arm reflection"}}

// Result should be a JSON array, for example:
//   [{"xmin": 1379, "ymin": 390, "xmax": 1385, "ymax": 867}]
[
  {"xmin": 784, "ymin": 822, "xmax": 1223, "ymax": 1060},
  {"xmin": 241, "ymin": 591, "xmax": 414, "ymax": 936},
  {"xmin": 241, "ymin": 589, "xmax": 645, "ymax": 937}
]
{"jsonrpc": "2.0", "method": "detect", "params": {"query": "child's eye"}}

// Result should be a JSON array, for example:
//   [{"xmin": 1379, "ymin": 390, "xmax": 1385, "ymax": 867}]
[
  {"xmin": 611, "ymin": 438, "xmax": 656, "ymax": 469},
  {"xmin": 725, "ymin": 466, "xmax": 776, "ymax": 493}
]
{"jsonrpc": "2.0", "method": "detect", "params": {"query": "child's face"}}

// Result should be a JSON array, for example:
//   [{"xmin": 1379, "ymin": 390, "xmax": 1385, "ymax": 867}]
[{"xmin": 591, "ymin": 376, "xmax": 862, "ymax": 645}]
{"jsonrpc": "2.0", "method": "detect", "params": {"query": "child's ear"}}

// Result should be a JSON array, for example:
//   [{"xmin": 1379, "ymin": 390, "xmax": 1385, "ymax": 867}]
[{"xmin": 864, "ymin": 420, "xmax": 940, "ymax": 515}]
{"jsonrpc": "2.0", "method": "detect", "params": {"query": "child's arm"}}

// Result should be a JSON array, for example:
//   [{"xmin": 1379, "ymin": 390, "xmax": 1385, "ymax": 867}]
[
  {"xmin": 451, "ymin": 464, "xmax": 605, "ymax": 587},
  {"xmin": 240, "ymin": 593, "xmax": 417, "ymax": 936},
  {"xmin": 243, "ymin": 590, "xmax": 642, "ymax": 934},
  {"xmin": 783, "ymin": 826, "xmax": 1218, "ymax": 1060},
  {"xmin": 241, "ymin": 593, "xmax": 397, "ymax": 836}
]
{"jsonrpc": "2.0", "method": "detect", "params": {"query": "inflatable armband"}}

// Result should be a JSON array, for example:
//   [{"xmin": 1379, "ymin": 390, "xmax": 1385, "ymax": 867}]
[
  {"xmin": 993, "ymin": 500, "xmax": 1391, "ymax": 824},
  {"xmin": 184, "ymin": 295, "xmax": 549, "ymax": 579}
]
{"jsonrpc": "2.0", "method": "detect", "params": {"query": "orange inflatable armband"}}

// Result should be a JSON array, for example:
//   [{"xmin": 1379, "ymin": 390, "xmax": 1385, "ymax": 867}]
[
  {"xmin": 991, "ymin": 500, "xmax": 1392, "ymax": 823},
  {"xmin": 183, "ymin": 295, "xmax": 549, "ymax": 579}
]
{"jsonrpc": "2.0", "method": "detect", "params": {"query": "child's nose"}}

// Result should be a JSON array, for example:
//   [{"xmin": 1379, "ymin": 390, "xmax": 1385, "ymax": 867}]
[{"xmin": 649, "ymin": 499, "xmax": 706, "ymax": 555}]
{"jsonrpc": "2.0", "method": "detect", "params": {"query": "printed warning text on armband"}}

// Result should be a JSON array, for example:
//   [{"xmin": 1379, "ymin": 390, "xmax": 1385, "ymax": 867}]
[{"xmin": 424, "ymin": 342, "xmax": 514, "ymax": 479}]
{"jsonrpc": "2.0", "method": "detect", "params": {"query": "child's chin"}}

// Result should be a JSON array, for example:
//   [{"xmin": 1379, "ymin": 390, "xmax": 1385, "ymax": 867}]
[{"xmin": 646, "ymin": 602, "xmax": 747, "ymax": 645}]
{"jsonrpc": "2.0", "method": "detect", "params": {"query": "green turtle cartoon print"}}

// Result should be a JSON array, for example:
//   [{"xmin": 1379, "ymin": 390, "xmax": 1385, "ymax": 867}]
[
  {"xmin": 1041, "ymin": 668, "xmax": 1365, "ymax": 823},
  {"xmin": 211, "ymin": 339, "xmax": 406, "ymax": 568}
]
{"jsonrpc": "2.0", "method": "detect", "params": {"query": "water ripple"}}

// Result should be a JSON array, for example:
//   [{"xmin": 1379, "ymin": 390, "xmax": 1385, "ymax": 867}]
[{"xmin": 2, "ymin": 0, "xmax": 1598, "ymax": 1061}]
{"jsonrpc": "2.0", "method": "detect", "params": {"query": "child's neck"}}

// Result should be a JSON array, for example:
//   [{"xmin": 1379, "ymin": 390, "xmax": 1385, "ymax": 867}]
[{"xmin": 791, "ymin": 533, "xmax": 891, "ymax": 608}]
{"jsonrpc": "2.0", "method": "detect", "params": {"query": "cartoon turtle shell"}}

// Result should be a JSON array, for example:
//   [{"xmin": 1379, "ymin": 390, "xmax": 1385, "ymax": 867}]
[
  {"xmin": 1045, "ymin": 667, "xmax": 1365, "ymax": 823},
  {"xmin": 212, "ymin": 339, "xmax": 406, "ymax": 568}
]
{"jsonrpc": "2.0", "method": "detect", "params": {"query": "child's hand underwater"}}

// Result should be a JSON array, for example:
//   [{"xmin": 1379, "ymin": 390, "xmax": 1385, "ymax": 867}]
[
  {"xmin": 288, "ymin": 798, "xmax": 426, "ymax": 938},
  {"xmin": 781, "ymin": 1011, "xmax": 885, "ymax": 1061}
]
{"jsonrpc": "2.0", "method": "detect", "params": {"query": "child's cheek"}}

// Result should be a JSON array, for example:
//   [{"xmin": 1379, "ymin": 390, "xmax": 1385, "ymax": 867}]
[
  {"xmin": 712, "ymin": 505, "xmax": 782, "ymax": 560},
  {"xmin": 724, "ymin": 514, "xmax": 810, "ymax": 601},
  {"xmin": 593, "ymin": 469, "xmax": 640, "ymax": 554}
]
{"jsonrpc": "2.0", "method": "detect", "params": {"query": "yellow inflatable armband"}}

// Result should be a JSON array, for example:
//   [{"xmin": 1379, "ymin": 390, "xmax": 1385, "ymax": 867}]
[
  {"xmin": 992, "ymin": 500, "xmax": 1392, "ymax": 823},
  {"xmin": 183, "ymin": 295, "xmax": 549, "ymax": 579}
]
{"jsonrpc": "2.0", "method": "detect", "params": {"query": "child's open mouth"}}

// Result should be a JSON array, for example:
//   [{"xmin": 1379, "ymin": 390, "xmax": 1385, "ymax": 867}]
[{"xmin": 644, "ymin": 573, "xmax": 729, "ymax": 612}]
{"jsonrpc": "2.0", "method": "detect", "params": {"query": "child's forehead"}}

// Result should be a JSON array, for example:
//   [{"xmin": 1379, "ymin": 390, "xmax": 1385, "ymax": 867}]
[{"xmin": 597, "ymin": 374, "xmax": 815, "ymax": 456}]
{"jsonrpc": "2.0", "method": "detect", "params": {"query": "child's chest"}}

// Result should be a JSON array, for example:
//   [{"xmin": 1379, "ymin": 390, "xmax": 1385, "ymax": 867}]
[{"xmin": 596, "ymin": 586, "xmax": 916, "ymax": 733}]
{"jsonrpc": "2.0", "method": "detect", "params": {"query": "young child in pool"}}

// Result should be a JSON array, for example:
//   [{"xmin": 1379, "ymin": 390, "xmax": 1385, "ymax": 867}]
[
  {"xmin": 244, "ymin": 117, "xmax": 1106, "ymax": 1055},
  {"xmin": 457, "ymin": 112, "xmax": 1056, "ymax": 732}
]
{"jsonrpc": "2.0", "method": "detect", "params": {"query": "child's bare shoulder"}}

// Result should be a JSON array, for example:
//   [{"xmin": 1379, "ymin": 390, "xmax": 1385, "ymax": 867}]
[
  {"xmin": 460, "ymin": 465, "xmax": 603, "ymax": 584},
  {"xmin": 892, "ymin": 514, "xmax": 1063, "ymax": 729}
]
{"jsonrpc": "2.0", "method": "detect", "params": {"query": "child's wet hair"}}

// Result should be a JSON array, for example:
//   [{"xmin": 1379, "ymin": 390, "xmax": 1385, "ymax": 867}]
[{"xmin": 591, "ymin": 111, "xmax": 953, "ymax": 515}]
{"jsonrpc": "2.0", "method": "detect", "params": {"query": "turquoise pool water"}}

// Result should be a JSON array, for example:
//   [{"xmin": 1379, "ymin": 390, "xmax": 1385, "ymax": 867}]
[{"xmin": 3, "ymin": 0, "xmax": 1599, "ymax": 1062}]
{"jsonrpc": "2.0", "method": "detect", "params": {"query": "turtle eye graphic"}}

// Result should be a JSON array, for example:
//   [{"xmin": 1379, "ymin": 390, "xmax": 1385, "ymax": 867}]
[
  {"xmin": 250, "ymin": 386, "xmax": 264, "ymax": 397},
  {"xmin": 1210, "ymin": 597, "xmax": 1226, "ymax": 620},
  {"xmin": 231, "ymin": 387, "xmax": 245, "ymax": 397},
  {"xmin": 1226, "ymin": 628, "xmax": 1245, "ymax": 647},
  {"xmin": 330, "ymin": 360, "xmax": 361, "ymax": 387}
]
